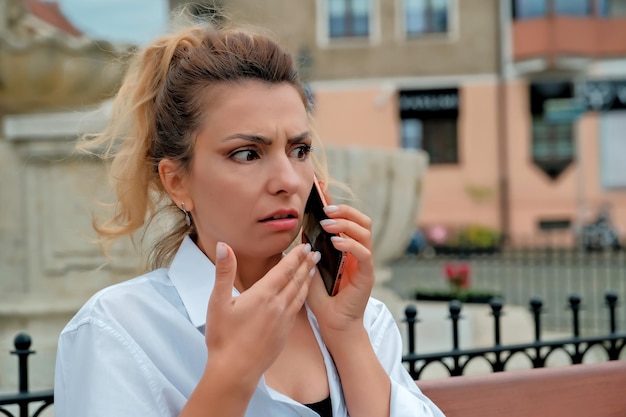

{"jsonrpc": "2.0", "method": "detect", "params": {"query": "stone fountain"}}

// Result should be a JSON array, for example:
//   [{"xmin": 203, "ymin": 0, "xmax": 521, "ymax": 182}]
[{"xmin": 325, "ymin": 146, "xmax": 429, "ymax": 319}]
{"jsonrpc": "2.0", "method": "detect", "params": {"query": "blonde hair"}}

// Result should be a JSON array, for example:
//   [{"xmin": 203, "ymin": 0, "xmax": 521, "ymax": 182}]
[{"xmin": 78, "ymin": 20, "xmax": 329, "ymax": 269}]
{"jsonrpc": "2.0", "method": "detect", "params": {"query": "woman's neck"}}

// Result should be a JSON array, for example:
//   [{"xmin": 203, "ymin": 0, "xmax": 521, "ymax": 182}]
[{"xmin": 233, "ymin": 252, "xmax": 284, "ymax": 292}]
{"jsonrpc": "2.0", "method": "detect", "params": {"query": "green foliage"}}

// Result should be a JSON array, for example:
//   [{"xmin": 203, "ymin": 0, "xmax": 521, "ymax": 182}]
[{"xmin": 449, "ymin": 225, "xmax": 500, "ymax": 249}]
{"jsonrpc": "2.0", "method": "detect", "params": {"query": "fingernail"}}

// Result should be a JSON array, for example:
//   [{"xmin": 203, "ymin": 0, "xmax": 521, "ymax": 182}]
[
  {"xmin": 303, "ymin": 243, "xmax": 312, "ymax": 255},
  {"xmin": 330, "ymin": 236, "xmax": 344, "ymax": 243},
  {"xmin": 312, "ymin": 251, "xmax": 321, "ymax": 264},
  {"xmin": 216, "ymin": 242, "xmax": 227, "ymax": 260},
  {"xmin": 323, "ymin": 205, "xmax": 338, "ymax": 213},
  {"xmin": 320, "ymin": 219, "xmax": 336, "ymax": 226},
  {"xmin": 309, "ymin": 267, "xmax": 316, "ymax": 277}
]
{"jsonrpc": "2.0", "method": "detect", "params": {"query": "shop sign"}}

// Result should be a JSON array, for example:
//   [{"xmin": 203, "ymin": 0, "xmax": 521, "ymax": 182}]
[
  {"xmin": 544, "ymin": 98, "xmax": 587, "ymax": 123},
  {"xmin": 584, "ymin": 81, "xmax": 626, "ymax": 111},
  {"xmin": 399, "ymin": 88, "xmax": 459, "ymax": 118}
]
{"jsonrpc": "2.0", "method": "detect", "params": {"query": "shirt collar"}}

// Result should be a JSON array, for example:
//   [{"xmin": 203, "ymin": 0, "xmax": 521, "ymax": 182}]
[{"xmin": 168, "ymin": 236, "xmax": 219, "ymax": 328}]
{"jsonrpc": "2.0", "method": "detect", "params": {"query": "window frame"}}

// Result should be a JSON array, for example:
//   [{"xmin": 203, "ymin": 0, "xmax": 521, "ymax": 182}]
[
  {"xmin": 401, "ymin": 117, "xmax": 460, "ymax": 165},
  {"xmin": 531, "ymin": 116, "xmax": 575, "ymax": 180},
  {"xmin": 512, "ymin": 0, "xmax": 597, "ymax": 20},
  {"xmin": 316, "ymin": 0, "xmax": 381, "ymax": 48},
  {"xmin": 396, "ymin": 0, "xmax": 458, "ymax": 43},
  {"xmin": 399, "ymin": 87, "xmax": 460, "ymax": 165}
]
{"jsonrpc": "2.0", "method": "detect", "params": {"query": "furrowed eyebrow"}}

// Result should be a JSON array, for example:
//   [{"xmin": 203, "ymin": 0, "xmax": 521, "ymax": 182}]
[
  {"xmin": 223, "ymin": 133, "xmax": 271, "ymax": 145},
  {"xmin": 287, "ymin": 131, "xmax": 311, "ymax": 144},
  {"xmin": 223, "ymin": 131, "xmax": 311, "ymax": 145}
]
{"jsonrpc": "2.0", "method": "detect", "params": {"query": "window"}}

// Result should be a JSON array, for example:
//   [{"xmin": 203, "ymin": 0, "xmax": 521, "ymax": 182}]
[
  {"xmin": 531, "ymin": 117, "xmax": 574, "ymax": 179},
  {"xmin": 529, "ymin": 81, "xmax": 576, "ymax": 179},
  {"xmin": 513, "ymin": 0, "xmax": 593, "ymax": 18},
  {"xmin": 553, "ymin": 0, "xmax": 590, "ymax": 16},
  {"xmin": 512, "ymin": 0, "xmax": 547, "ymax": 19},
  {"xmin": 400, "ymin": 88, "xmax": 459, "ymax": 164},
  {"xmin": 598, "ymin": 0, "xmax": 626, "ymax": 17},
  {"xmin": 402, "ymin": 119, "xmax": 458, "ymax": 164},
  {"xmin": 328, "ymin": 0, "xmax": 371, "ymax": 38},
  {"xmin": 600, "ymin": 111, "xmax": 626, "ymax": 189},
  {"xmin": 404, "ymin": 0, "xmax": 449, "ymax": 36}
]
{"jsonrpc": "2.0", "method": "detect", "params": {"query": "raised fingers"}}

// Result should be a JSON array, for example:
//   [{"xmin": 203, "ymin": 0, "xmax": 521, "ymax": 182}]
[
  {"xmin": 255, "ymin": 243, "xmax": 320, "ymax": 299},
  {"xmin": 320, "ymin": 205, "xmax": 373, "ymax": 251},
  {"xmin": 283, "ymin": 249, "xmax": 321, "ymax": 313},
  {"xmin": 324, "ymin": 204, "xmax": 372, "ymax": 232}
]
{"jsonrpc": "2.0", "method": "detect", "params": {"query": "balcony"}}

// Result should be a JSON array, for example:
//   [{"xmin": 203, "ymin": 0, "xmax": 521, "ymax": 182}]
[{"xmin": 512, "ymin": 16, "xmax": 626, "ymax": 64}]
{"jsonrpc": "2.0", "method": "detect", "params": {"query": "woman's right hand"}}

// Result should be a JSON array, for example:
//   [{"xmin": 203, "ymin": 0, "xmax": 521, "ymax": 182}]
[{"xmin": 204, "ymin": 242, "xmax": 320, "ymax": 383}]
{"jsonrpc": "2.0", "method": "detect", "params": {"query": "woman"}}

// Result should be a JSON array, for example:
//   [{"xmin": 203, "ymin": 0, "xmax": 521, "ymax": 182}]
[{"xmin": 54, "ymin": 19, "xmax": 445, "ymax": 417}]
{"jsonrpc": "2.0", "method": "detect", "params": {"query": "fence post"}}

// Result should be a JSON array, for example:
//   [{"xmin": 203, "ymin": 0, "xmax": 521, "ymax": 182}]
[
  {"xmin": 10, "ymin": 333, "xmax": 35, "ymax": 417},
  {"xmin": 490, "ymin": 298, "xmax": 503, "ymax": 346},
  {"xmin": 403, "ymin": 305, "xmax": 418, "ymax": 379},
  {"xmin": 569, "ymin": 294, "xmax": 582, "ymax": 339},
  {"xmin": 490, "ymin": 298, "xmax": 505, "ymax": 372},
  {"xmin": 605, "ymin": 291, "xmax": 620, "ymax": 360},
  {"xmin": 11, "ymin": 333, "xmax": 35, "ymax": 394},
  {"xmin": 568, "ymin": 294, "xmax": 583, "ymax": 364},
  {"xmin": 449, "ymin": 300, "xmax": 462, "ymax": 351},
  {"xmin": 448, "ymin": 300, "xmax": 463, "ymax": 376},
  {"xmin": 529, "ymin": 297, "xmax": 545, "ymax": 368},
  {"xmin": 606, "ymin": 291, "xmax": 618, "ymax": 334},
  {"xmin": 530, "ymin": 297, "xmax": 543, "ymax": 343}
]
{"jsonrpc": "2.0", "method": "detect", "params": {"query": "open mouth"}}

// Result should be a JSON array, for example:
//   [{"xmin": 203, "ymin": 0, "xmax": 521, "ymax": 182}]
[{"xmin": 260, "ymin": 214, "xmax": 297, "ymax": 222}]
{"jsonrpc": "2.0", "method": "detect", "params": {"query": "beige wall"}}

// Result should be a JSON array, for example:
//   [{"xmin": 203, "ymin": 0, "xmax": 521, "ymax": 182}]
[
  {"xmin": 409, "ymin": 82, "xmax": 501, "ymax": 229},
  {"xmin": 312, "ymin": 79, "xmax": 626, "ymax": 242},
  {"xmin": 312, "ymin": 86, "xmax": 399, "ymax": 148},
  {"xmin": 222, "ymin": 0, "xmax": 499, "ymax": 80},
  {"xmin": 312, "ymin": 81, "xmax": 502, "ymax": 229}
]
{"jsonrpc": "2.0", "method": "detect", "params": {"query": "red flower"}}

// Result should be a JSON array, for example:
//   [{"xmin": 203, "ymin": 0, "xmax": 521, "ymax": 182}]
[{"xmin": 444, "ymin": 262, "xmax": 471, "ymax": 291}]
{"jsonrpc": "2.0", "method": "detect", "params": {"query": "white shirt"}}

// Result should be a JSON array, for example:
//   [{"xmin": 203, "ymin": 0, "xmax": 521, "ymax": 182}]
[{"xmin": 55, "ymin": 236, "xmax": 445, "ymax": 417}]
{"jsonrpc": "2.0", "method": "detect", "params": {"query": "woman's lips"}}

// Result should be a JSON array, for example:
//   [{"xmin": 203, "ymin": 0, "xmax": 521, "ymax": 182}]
[{"xmin": 260, "ymin": 216, "xmax": 300, "ymax": 231}]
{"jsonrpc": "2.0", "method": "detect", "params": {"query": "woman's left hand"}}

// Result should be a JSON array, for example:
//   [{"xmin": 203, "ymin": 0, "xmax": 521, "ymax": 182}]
[{"xmin": 306, "ymin": 202, "xmax": 375, "ymax": 340}]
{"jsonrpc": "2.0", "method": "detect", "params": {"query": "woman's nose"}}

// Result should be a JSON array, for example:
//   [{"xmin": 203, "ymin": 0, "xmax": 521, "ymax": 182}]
[{"xmin": 267, "ymin": 154, "xmax": 300, "ymax": 195}]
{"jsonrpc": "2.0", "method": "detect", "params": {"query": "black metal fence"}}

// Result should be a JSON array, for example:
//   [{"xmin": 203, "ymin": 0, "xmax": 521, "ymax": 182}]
[
  {"xmin": 0, "ymin": 334, "xmax": 53, "ymax": 417},
  {"xmin": 2, "ymin": 293, "xmax": 625, "ymax": 411},
  {"xmin": 401, "ymin": 292, "xmax": 626, "ymax": 380}
]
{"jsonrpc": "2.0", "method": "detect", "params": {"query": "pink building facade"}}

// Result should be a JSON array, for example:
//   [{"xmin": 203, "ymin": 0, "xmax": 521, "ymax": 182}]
[{"xmin": 312, "ymin": 76, "xmax": 626, "ymax": 244}]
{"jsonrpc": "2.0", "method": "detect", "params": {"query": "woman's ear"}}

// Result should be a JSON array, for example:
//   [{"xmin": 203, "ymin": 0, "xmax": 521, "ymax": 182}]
[{"xmin": 158, "ymin": 159, "xmax": 192, "ymax": 210}]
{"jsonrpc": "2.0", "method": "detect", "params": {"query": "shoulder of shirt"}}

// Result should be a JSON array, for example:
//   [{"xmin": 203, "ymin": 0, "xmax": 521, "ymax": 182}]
[{"xmin": 60, "ymin": 268, "xmax": 171, "ymax": 335}]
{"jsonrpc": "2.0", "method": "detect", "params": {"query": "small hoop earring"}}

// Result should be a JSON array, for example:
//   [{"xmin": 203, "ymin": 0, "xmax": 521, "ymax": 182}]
[{"xmin": 180, "ymin": 202, "xmax": 192, "ymax": 227}]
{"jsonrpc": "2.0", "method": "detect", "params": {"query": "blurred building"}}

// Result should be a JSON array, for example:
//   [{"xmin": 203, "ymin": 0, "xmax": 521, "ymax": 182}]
[{"xmin": 208, "ymin": 0, "xmax": 626, "ymax": 244}]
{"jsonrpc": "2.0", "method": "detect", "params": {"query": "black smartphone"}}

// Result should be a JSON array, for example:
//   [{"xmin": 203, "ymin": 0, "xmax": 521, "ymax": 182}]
[{"xmin": 302, "ymin": 179, "xmax": 347, "ymax": 296}]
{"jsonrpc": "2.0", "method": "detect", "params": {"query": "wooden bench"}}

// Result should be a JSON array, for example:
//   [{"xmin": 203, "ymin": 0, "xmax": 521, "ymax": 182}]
[{"xmin": 417, "ymin": 361, "xmax": 626, "ymax": 417}]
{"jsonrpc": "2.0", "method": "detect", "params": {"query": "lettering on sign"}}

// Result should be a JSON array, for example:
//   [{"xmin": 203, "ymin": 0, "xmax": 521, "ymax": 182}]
[
  {"xmin": 399, "ymin": 88, "xmax": 459, "ymax": 118},
  {"xmin": 400, "ymin": 94, "xmax": 458, "ymax": 112},
  {"xmin": 584, "ymin": 81, "xmax": 626, "ymax": 111}
]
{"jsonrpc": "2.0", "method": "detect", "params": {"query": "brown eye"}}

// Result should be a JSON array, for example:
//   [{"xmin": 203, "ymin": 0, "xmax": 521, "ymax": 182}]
[
  {"xmin": 230, "ymin": 149, "xmax": 260, "ymax": 162},
  {"xmin": 290, "ymin": 145, "xmax": 312, "ymax": 160}
]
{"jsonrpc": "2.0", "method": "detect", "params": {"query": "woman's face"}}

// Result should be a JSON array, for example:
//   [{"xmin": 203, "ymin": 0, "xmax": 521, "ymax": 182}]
[{"xmin": 185, "ymin": 80, "xmax": 315, "ymax": 259}]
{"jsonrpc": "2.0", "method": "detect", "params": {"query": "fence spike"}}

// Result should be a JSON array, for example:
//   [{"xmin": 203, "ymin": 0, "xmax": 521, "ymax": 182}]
[
  {"xmin": 605, "ymin": 291, "xmax": 618, "ymax": 334},
  {"xmin": 568, "ymin": 294, "xmax": 582, "ymax": 338},
  {"xmin": 529, "ymin": 297, "xmax": 543, "ymax": 342}
]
